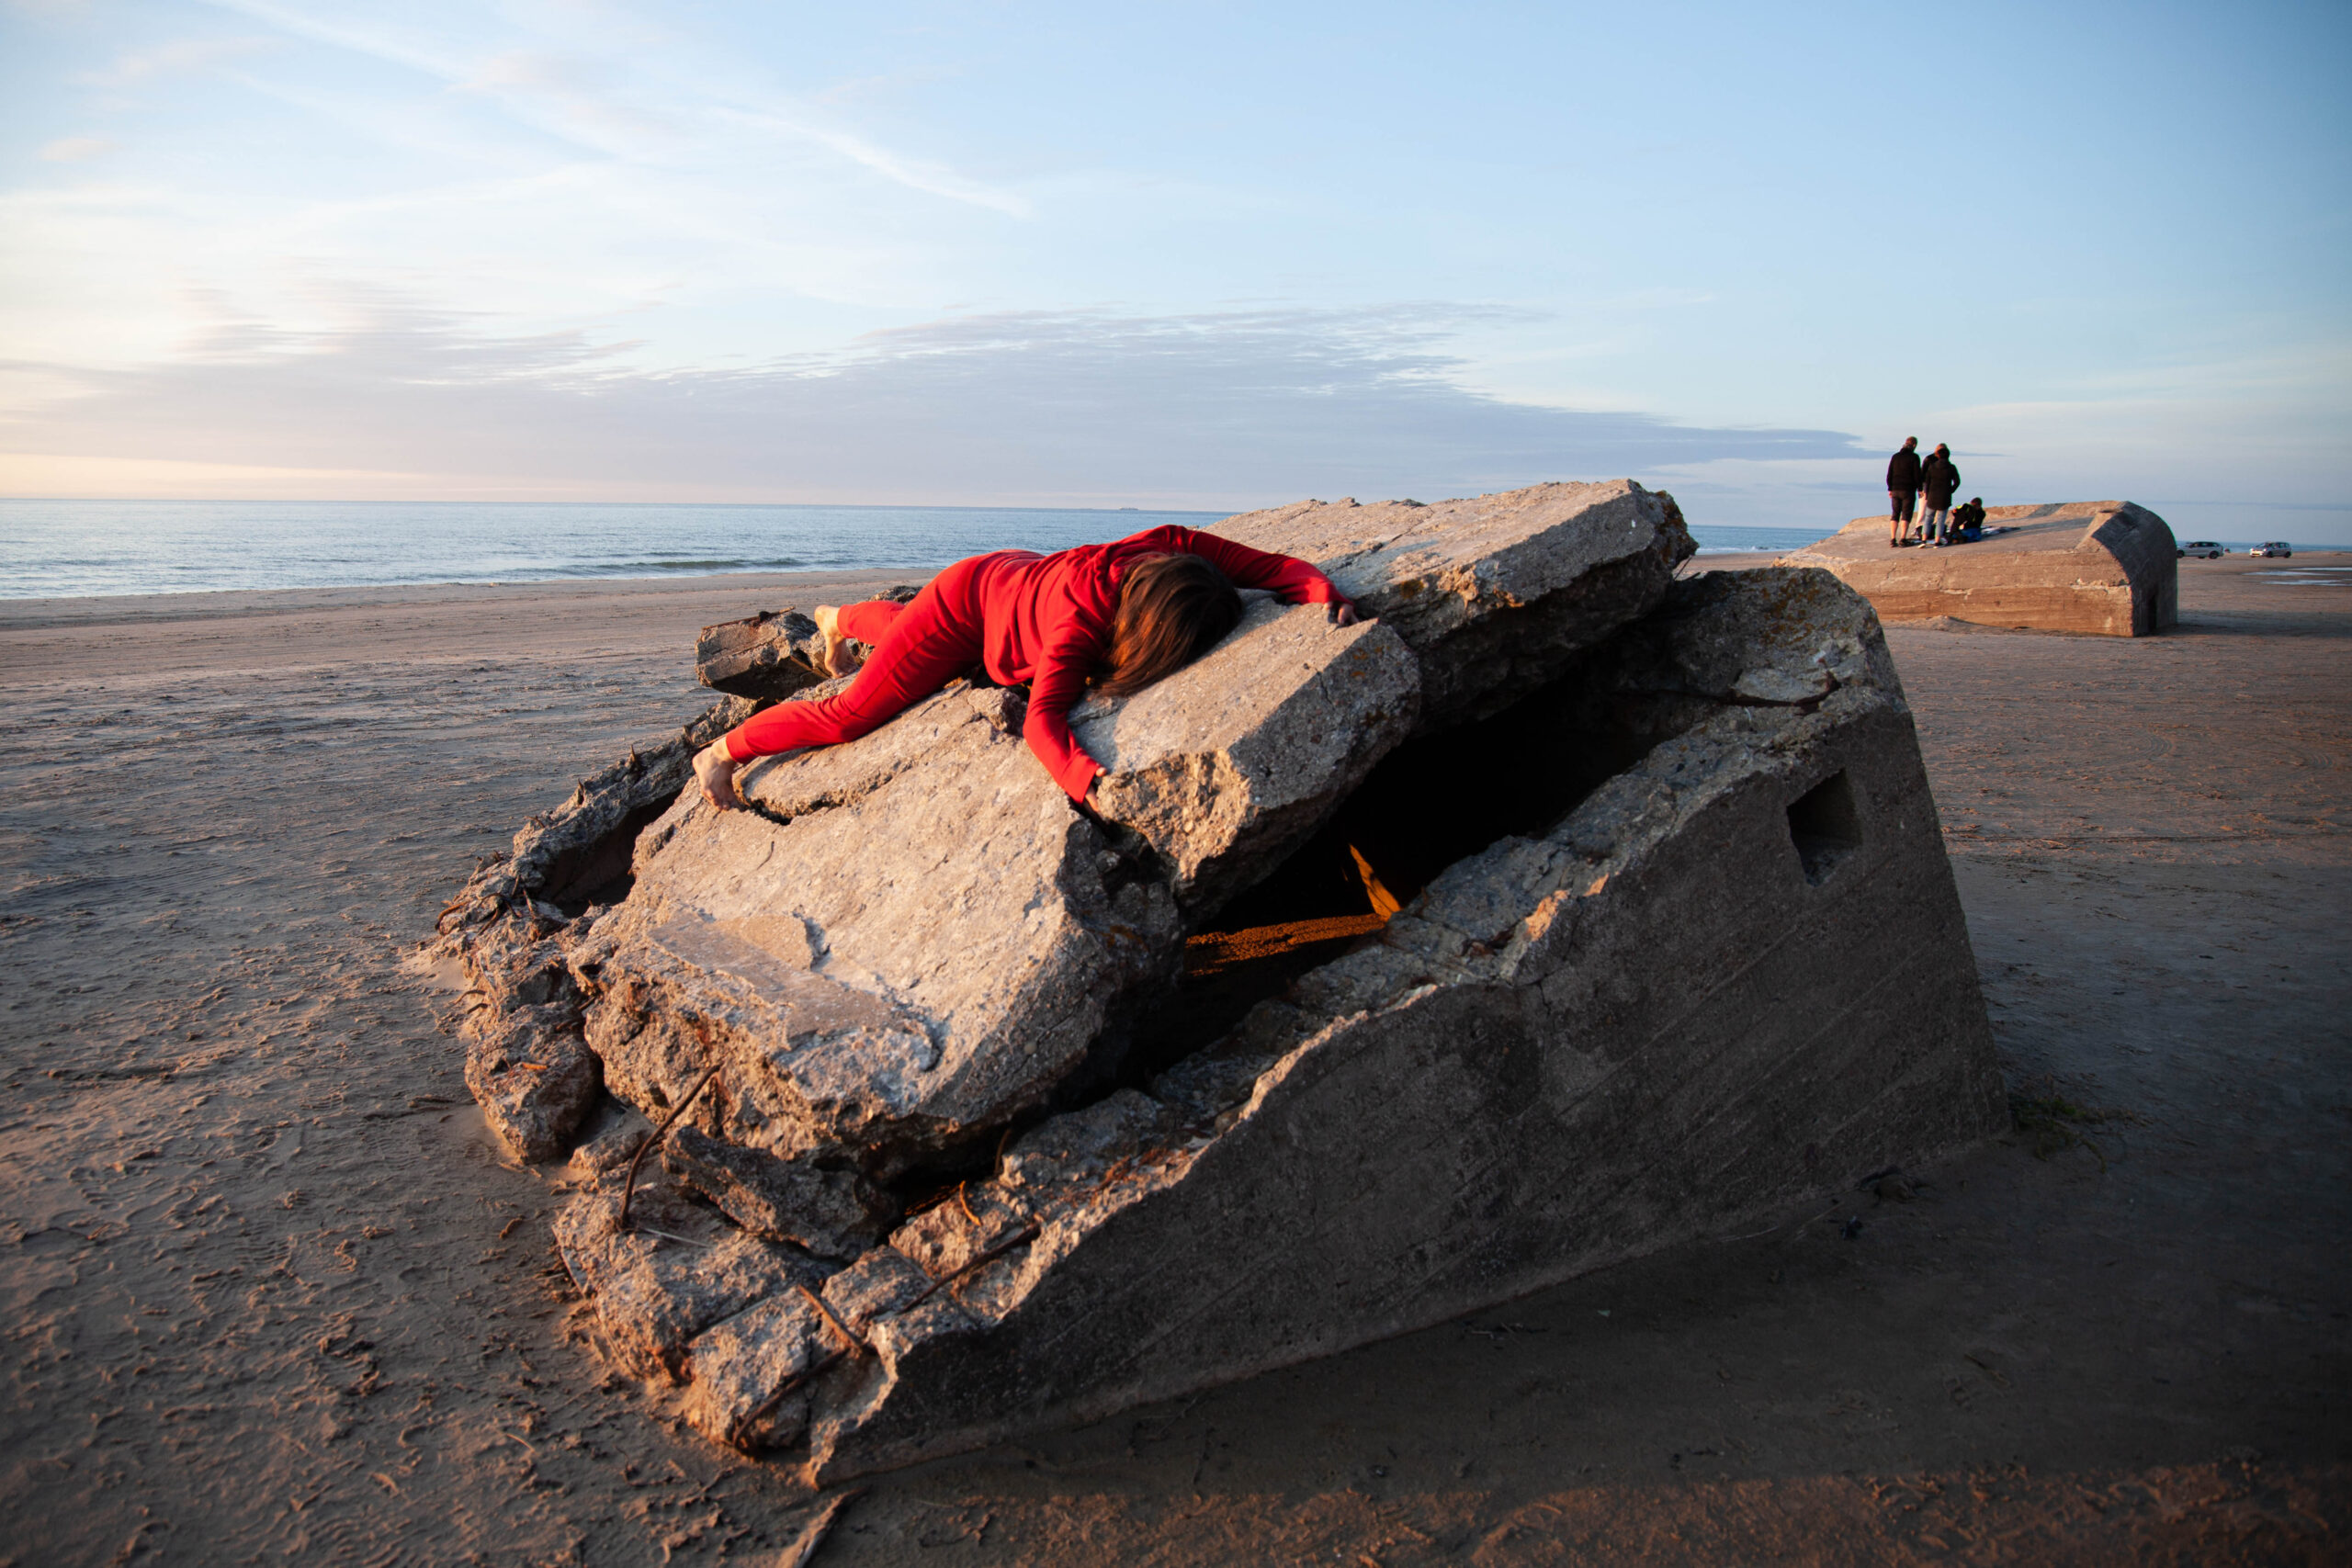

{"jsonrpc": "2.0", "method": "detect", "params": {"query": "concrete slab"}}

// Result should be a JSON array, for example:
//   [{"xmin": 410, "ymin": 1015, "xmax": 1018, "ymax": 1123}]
[
  {"xmin": 1783, "ymin": 502, "xmax": 2177, "ymax": 636},
  {"xmin": 1217, "ymin": 479, "xmax": 1692, "ymax": 722}
]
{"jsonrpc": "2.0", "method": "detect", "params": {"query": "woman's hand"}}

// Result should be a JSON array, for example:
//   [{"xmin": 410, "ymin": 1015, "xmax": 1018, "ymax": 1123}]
[
  {"xmin": 695, "ymin": 740, "xmax": 746, "ymax": 812},
  {"xmin": 1328, "ymin": 595, "xmax": 1361, "ymax": 626}
]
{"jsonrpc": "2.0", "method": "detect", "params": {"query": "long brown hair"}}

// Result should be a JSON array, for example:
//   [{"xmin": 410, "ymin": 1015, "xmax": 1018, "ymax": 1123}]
[{"xmin": 1094, "ymin": 553, "xmax": 1243, "ymax": 698}]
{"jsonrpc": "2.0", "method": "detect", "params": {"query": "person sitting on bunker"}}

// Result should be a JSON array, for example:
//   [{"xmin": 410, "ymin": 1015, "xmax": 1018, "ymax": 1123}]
[{"xmin": 694, "ymin": 525, "xmax": 1359, "ymax": 811}]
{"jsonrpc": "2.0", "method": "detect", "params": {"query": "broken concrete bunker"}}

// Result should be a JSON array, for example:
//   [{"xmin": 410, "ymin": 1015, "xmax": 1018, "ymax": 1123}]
[
  {"xmin": 1785, "ymin": 501, "xmax": 2179, "ymax": 637},
  {"xmin": 432, "ymin": 479, "xmax": 2005, "ymax": 1483}
]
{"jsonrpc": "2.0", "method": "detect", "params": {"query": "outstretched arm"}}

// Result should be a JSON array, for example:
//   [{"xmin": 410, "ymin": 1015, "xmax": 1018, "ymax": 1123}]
[{"xmin": 1123, "ymin": 525, "xmax": 1358, "ymax": 622}]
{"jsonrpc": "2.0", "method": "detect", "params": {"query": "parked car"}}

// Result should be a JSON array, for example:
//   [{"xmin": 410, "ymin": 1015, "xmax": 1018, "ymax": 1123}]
[
  {"xmin": 2248, "ymin": 541, "xmax": 2294, "ymax": 558},
  {"xmin": 2177, "ymin": 540, "xmax": 2226, "ymax": 558}
]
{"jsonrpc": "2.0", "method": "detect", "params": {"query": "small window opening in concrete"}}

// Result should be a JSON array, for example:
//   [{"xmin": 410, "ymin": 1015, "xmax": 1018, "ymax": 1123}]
[{"xmin": 1787, "ymin": 770, "xmax": 1862, "ymax": 885}]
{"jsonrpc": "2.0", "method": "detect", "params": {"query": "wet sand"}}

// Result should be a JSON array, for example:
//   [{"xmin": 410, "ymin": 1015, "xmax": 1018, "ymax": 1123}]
[{"xmin": 1, "ymin": 554, "xmax": 2345, "ymax": 1563}]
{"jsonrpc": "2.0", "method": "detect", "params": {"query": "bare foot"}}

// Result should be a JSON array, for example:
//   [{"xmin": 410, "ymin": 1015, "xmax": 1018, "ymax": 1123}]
[
  {"xmin": 694, "ymin": 740, "xmax": 744, "ymax": 811},
  {"xmin": 813, "ymin": 605, "xmax": 862, "ymax": 677}
]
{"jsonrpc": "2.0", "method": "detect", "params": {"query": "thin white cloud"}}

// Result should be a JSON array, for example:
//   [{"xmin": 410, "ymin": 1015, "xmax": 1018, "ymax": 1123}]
[
  {"xmin": 196, "ymin": 0, "xmax": 1029, "ymax": 213},
  {"xmin": 440, "ymin": 51, "xmax": 681, "ymax": 160},
  {"xmin": 74, "ymin": 35, "xmax": 271, "ymax": 87},
  {"xmin": 718, "ymin": 107, "xmax": 1033, "ymax": 218},
  {"xmin": 193, "ymin": 0, "xmax": 463, "ymax": 80},
  {"xmin": 1611, "ymin": 287, "xmax": 1718, "ymax": 310},
  {"xmin": 37, "ymin": 136, "xmax": 119, "ymax": 162}
]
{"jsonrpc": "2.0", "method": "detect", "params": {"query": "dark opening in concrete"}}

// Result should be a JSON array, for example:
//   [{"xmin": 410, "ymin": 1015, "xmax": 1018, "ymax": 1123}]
[
  {"xmin": 542, "ymin": 799, "xmax": 676, "ymax": 915},
  {"xmin": 1114, "ymin": 643, "xmax": 1697, "ymax": 1087},
  {"xmin": 1787, "ymin": 769, "xmax": 1862, "ymax": 885}
]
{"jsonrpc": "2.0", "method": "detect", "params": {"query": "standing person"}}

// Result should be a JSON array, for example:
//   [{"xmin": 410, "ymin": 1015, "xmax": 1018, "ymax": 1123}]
[
  {"xmin": 693, "ymin": 525, "xmax": 1358, "ymax": 811},
  {"xmin": 1886, "ymin": 437, "xmax": 1922, "ymax": 547},
  {"xmin": 1919, "ymin": 444, "xmax": 1961, "ymax": 544}
]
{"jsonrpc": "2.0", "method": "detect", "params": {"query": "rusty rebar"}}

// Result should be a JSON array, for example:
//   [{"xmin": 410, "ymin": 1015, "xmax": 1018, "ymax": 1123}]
[{"xmin": 616, "ymin": 1064, "xmax": 719, "ymax": 1233}]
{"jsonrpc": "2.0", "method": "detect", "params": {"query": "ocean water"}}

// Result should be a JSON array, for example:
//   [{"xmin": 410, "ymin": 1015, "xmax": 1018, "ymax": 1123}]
[{"xmin": 0, "ymin": 499, "xmax": 1837, "ymax": 600}]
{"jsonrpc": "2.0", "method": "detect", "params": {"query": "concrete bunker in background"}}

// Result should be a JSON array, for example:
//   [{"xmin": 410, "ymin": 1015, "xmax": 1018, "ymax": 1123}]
[
  {"xmin": 427, "ymin": 483, "xmax": 2005, "ymax": 1483},
  {"xmin": 1783, "ymin": 501, "xmax": 2178, "ymax": 636}
]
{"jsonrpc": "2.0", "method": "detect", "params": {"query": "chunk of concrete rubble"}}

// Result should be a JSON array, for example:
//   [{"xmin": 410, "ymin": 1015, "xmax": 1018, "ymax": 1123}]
[
  {"xmin": 695, "ymin": 587, "xmax": 922, "ymax": 702},
  {"xmin": 553, "ymin": 1182, "xmax": 825, "ymax": 1382},
  {"xmin": 695, "ymin": 609, "xmax": 827, "ymax": 702},
  {"xmin": 463, "ymin": 1003, "xmax": 599, "ymax": 1164},
  {"xmin": 460, "ymin": 918, "xmax": 577, "ymax": 1013},
  {"xmin": 681, "ymin": 1291, "xmax": 831, "ymax": 1450},
  {"xmin": 819, "ymin": 1246, "xmax": 933, "ymax": 1333},
  {"xmin": 660, "ymin": 566, "xmax": 2000, "ymax": 1482},
  {"xmin": 1782, "ymin": 501, "xmax": 2177, "ymax": 636},
  {"xmin": 664, "ymin": 1126, "xmax": 898, "ymax": 1259},
  {"xmin": 568, "ymin": 1108, "xmax": 651, "ymax": 1180},
  {"xmin": 447, "ymin": 914, "xmax": 600, "ymax": 1161},
  {"xmin": 1215, "ymin": 479, "xmax": 1693, "ymax": 723}
]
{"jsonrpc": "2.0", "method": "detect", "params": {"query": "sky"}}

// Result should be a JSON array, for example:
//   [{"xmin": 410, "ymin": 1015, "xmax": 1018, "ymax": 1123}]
[{"xmin": 2, "ymin": 0, "xmax": 2347, "ymax": 537}]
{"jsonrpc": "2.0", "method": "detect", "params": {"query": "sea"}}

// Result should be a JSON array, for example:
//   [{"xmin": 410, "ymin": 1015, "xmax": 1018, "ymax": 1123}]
[{"xmin": 1, "ymin": 498, "xmax": 1846, "ymax": 601}]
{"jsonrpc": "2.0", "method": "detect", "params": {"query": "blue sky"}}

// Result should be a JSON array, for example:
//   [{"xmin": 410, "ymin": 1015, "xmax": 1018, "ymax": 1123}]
[{"xmin": 3, "ymin": 0, "xmax": 2347, "ymax": 538}]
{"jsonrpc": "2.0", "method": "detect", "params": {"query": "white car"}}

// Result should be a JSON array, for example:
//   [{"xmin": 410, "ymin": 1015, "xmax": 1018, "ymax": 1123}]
[
  {"xmin": 2247, "ymin": 541, "xmax": 2293, "ymax": 558},
  {"xmin": 2177, "ymin": 540, "xmax": 2226, "ymax": 559}
]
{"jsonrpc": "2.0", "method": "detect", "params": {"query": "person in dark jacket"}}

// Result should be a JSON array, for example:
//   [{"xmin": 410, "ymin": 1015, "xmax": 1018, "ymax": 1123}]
[
  {"xmin": 1950, "ymin": 497, "xmax": 1987, "ymax": 543},
  {"xmin": 1919, "ymin": 444, "xmax": 1961, "ymax": 542},
  {"xmin": 1887, "ymin": 437, "xmax": 1922, "ymax": 546}
]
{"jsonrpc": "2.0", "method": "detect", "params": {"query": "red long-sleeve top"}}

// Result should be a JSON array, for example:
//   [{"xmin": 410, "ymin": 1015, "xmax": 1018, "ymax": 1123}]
[
  {"xmin": 720, "ymin": 526, "xmax": 1343, "ymax": 798},
  {"xmin": 985, "ymin": 525, "xmax": 1342, "ymax": 799}
]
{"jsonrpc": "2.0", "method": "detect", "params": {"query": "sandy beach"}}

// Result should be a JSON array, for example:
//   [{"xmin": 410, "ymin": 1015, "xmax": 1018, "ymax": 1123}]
[{"xmin": 2, "ymin": 554, "xmax": 2345, "ymax": 1563}]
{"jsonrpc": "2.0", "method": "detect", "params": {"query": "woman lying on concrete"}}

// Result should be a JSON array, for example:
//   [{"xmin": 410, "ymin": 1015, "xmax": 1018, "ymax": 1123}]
[{"xmin": 694, "ymin": 525, "xmax": 1359, "ymax": 811}]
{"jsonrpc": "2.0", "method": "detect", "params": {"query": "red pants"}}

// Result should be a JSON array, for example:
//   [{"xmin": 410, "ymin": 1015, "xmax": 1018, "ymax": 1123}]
[{"xmin": 724, "ymin": 560, "xmax": 990, "ymax": 761}]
